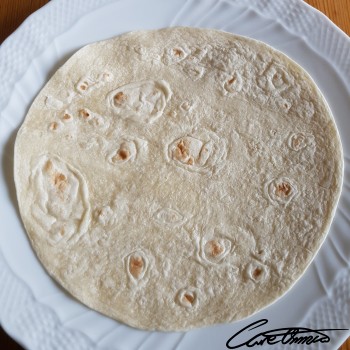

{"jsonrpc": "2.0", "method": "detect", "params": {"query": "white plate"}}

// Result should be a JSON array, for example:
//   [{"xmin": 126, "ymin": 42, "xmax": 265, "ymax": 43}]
[{"xmin": 0, "ymin": 0, "xmax": 349, "ymax": 349}]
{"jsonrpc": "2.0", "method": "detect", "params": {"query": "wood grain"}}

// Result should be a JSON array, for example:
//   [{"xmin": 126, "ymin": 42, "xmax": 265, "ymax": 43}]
[
  {"xmin": 305, "ymin": 0, "xmax": 350, "ymax": 35},
  {"xmin": 0, "ymin": 0, "xmax": 48, "ymax": 43},
  {"xmin": 0, "ymin": 0, "xmax": 349, "ymax": 349}
]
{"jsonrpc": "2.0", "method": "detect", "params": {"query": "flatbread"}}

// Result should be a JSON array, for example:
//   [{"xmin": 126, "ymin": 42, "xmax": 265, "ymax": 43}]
[{"xmin": 14, "ymin": 27, "xmax": 343, "ymax": 331}]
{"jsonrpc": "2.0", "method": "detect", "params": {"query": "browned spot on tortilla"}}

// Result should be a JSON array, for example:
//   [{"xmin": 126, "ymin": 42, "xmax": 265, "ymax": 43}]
[
  {"xmin": 292, "ymin": 135, "xmax": 305, "ymax": 149},
  {"xmin": 44, "ymin": 160, "xmax": 53, "ymax": 173},
  {"xmin": 173, "ymin": 48, "xmax": 183, "ymax": 57},
  {"xmin": 252, "ymin": 267, "xmax": 263, "ymax": 279},
  {"xmin": 292, "ymin": 138, "xmax": 301, "ymax": 148},
  {"xmin": 228, "ymin": 76, "xmax": 236, "ymax": 84},
  {"xmin": 129, "ymin": 256, "xmax": 144, "ymax": 279},
  {"xmin": 276, "ymin": 182, "xmax": 292, "ymax": 197},
  {"xmin": 183, "ymin": 293, "xmax": 195, "ymax": 304},
  {"xmin": 79, "ymin": 109, "xmax": 90, "ymax": 118},
  {"xmin": 80, "ymin": 85, "xmax": 87, "ymax": 90},
  {"xmin": 187, "ymin": 157, "xmax": 194, "ymax": 165},
  {"xmin": 174, "ymin": 139, "xmax": 189, "ymax": 161},
  {"xmin": 119, "ymin": 149, "xmax": 129, "ymax": 160},
  {"xmin": 63, "ymin": 113, "xmax": 71, "ymax": 120},
  {"xmin": 53, "ymin": 173, "xmax": 67, "ymax": 192},
  {"xmin": 112, "ymin": 148, "xmax": 130, "ymax": 163},
  {"xmin": 208, "ymin": 240, "xmax": 224, "ymax": 257},
  {"xmin": 114, "ymin": 92, "xmax": 128, "ymax": 105},
  {"xmin": 49, "ymin": 122, "xmax": 58, "ymax": 131}
]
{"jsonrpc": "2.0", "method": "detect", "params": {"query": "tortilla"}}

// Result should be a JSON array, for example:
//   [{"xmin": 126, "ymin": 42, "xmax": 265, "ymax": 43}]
[{"xmin": 14, "ymin": 27, "xmax": 343, "ymax": 331}]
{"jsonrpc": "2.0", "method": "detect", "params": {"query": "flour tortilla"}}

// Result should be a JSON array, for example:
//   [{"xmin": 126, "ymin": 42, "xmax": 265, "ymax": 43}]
[{"xmin": 14, "ymin": 27, "xmax": 343, "ymax": 331}]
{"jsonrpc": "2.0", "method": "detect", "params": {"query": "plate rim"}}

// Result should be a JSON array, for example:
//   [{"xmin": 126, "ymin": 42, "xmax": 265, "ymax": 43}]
[{"xmin": 0, "ymin": 0, "xmax": 349, "ymax": 349}]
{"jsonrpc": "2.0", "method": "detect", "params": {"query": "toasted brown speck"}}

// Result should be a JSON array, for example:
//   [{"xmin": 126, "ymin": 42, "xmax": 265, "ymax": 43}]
[
  {"xmin": 173, "ymin": 48, "xmax": 183, "ymax": 57},
  {"xmin": 276, "ymin": 182, "xmax": 292, "ymax": 197},
  {"xmin": 79, "ymin": 109, "xmax": 90, "ymax": 118},
  {"xmin": 208, "ymin": 240, "xmax": 224, "ymax": 257},
  {"xmin": 228, "ymin": 76, "xmax": 236, "ymax": 84},
  {"xmin": 44, "ymin": 160, "xmax": 53, "ymax": 173},
  {"xmin": 53, "ymin": 173, "xmax": 67, "ymax": 192},
  {"xmin": 252, "ymin": 267, "xmax": 263, "ymax": 279},
  {"xmin": 183, "ymin": 293, "xmax": 195, "ymax": 304},
  {"xmin": 291, "ymin": 134, "xmax": 305, "ymax": 150},
  {"xmin": 174, "ymin": 139, "xmax": 189, "ymax": 161},
  {"xmin": 49, "ymin": 122, "xmax": 58, "ymax": 131},
  {"xmin": 114, "ymin": 92, "xmax": 128, "ymax": 105},
  {"xmin": 112, "ymin": 148, "xmax": 130, "ymax": 163},
  {"xmin": 129, "ymin": 256, "xmax": 144, "ymax": 279},
  {"xmin": 118, "ymin": 149, "xmax": 129, "ymax": 160},
  {"xmin": 187, "ymin": 157, "xmax": 194, "ymax": 165},
  {"xmin": 292, "ymin": 138, "xmax": 301, "ymax": 148}
]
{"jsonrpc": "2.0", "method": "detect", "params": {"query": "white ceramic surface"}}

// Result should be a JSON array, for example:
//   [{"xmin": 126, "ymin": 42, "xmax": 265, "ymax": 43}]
[{"xmin": 0, "ymin": 0, "xmax": 349, "ymax": 349}]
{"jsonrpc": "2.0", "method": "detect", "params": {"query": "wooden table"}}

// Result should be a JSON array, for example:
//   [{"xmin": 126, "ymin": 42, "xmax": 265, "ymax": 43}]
[{"xmin": 0, "ymin": 0, "xmax": 349, "ymax": 349}]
